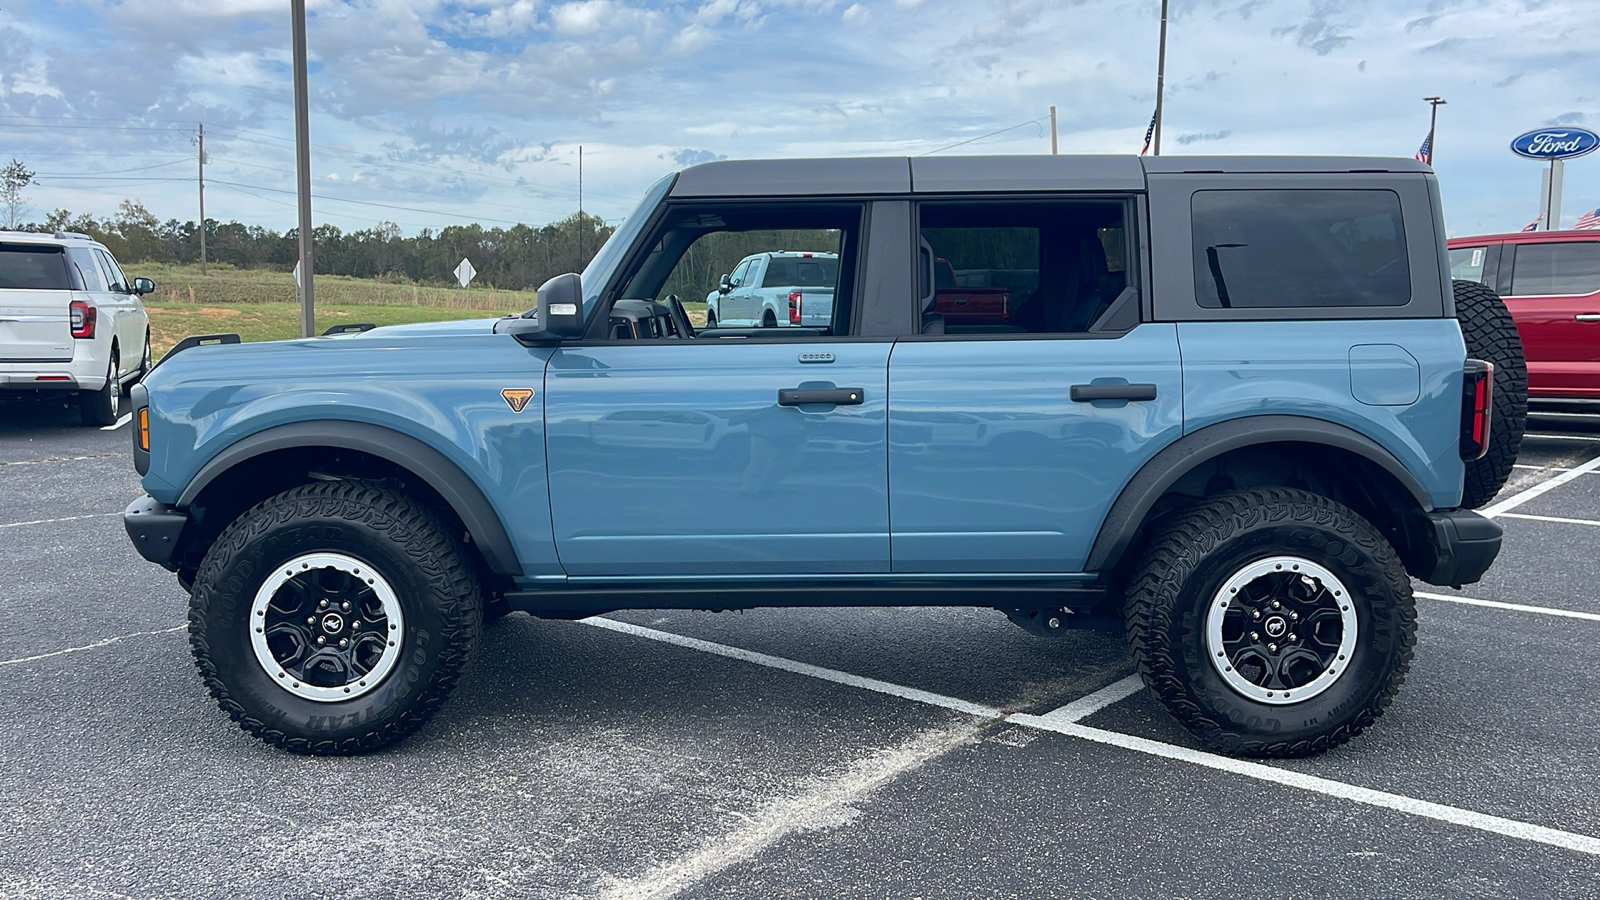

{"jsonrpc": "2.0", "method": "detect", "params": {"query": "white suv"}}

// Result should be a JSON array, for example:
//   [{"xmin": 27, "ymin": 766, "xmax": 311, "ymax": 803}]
[{"xmin": 0, "ymin": 231, "xmax": 153, "ymax": 425}]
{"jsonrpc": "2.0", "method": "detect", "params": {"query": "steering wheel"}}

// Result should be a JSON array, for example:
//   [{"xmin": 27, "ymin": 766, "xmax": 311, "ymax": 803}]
[{"xmin": 664, "ymin": 293, "xmax": 696, "ymax": 338}]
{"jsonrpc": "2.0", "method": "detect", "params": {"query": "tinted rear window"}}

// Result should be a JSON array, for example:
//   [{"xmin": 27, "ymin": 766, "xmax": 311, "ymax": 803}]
[
  {"xmin": 0, "ymin": 246, "xmax": 73, "ymax": 290},
  {"xmin": 1511, "ymin": 242, "xmax": 1600, "ymax": 296},
  {"xmin": 1191, "ymin": 190, "xmax": 1410, "ymax": 308},
  {"xmin": 761, "ymin": 256, "xmax": 837, "ymax": 288}
]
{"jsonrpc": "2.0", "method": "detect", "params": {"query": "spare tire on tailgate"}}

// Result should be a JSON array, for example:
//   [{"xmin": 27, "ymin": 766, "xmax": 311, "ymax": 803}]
[{"xmin": 1454, "ymin": 279, "xmax": 1527, "ymax": 509}]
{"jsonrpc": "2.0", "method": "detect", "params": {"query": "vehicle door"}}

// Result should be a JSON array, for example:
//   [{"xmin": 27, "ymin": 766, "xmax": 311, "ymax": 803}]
[
  {"xmin": 1502, "ymin": 239, "xmax": 1600, "ymax": 397},
  {"xmin": 92, "ymin": 248, "xmax": 137, "ymax": 379},
  {"xmin": 0, "ymin": 243, "xmax": 76, "ymax": 364},
  {"xmin": 717, "ymin": 259, "xmax": 753, "ymax": 325},
  {"xmin": 543, "ymin": 202, "xmax": 892, "ymax": 576},
  {"xmin": 887, "ymin": 196, "xmax": 1183, "ymax": 574},
  {"xmin": 736, "ymin": 256, "xmax": 767, "ymax": 325}
]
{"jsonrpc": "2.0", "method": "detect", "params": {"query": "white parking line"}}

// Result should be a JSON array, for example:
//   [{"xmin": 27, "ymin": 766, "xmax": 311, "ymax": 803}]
[
  {"xmin": 0, "ymin": 453, "xmax": 121, "ymax": 467},
  {"xmin": 1010, "ymin": 674, "xmax": 1145, "ymax": 727},
  {"xmin": 586, "ymin": 617, "xmax": 1600, "ymax": 857},
  {"xmin": 0, "ymin": 512, "xmax": 120, "ymax": 529},
  {"xmin": 1031, "ymin": 721, "xmax": 1600, "ymax": 858},
  {"xmin": 101, "ymin": 413, "xmax": 132, "ymax": 431},
  {"xmin": 1499, "ymin": 512, "xmax": 1600, "ymax": 527},
  {"xmin": 582, "ymin": 617, "xmax": 1002, "ymax": 718},
  {"xmin": 1416, "ymin": 591, "xmax": 1600, "ymax": 623},
  {"xmin": 1482, "ymin": 453, "xmax": 1600, "ymax": 517},
  {"xmin": 1522, "ymin": 433, "xmax": 1600, "ymax": 442},
  {"xmin": 0, "ymin": 625, "xmax": 185, "ymax": 668}
]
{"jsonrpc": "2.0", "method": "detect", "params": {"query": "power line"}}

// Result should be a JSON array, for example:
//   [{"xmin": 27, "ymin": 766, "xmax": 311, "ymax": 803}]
[
  {"xmin": 917, "ymin": 115, "xmax": 1052, "ymax": 157},
  {"xmin": 208, "ymin": 179, "xmax": 532, "ymax": 226},
  {"xmin": 33, "ymin": 159, "xmax": 193, "ymax": 177}
]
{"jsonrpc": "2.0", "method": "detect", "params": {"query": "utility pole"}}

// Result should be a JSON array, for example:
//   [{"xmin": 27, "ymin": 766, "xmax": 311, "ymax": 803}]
[
  {"xmin": 577, "ymin": 145, "xmax": 584, "ymax": 270},
  {"xmin": 1049, "ymin": 106, "xmax": 1058, "ymax": 154},
  {"xmin": 1423, "ymin": 96, "xmax": 1446, "ymax": 164},
  {"xmin": 291, "ymin": 0, "xmax": 315, "ymax": 338},
  {"xmin": 1154, "ymin": 0, "xmax": 1169, "ymax": 155},
  {"xmin": 196, "ymin": 122, "xmax": 207, "ymax": 276}
]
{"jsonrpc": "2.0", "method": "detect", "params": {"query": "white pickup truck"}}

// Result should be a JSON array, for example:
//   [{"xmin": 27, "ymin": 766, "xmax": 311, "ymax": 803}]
[{"xmin": 704, "ymin": 251, "xmax": 838, "ymax": 329}]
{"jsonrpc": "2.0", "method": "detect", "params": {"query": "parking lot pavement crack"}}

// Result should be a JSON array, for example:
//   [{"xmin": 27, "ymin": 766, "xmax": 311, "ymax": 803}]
[
  {"xmin": 0, "ymin": 625, "xmax": 185, "ymax": 668},
  {"xmin": 590, "ymin": 722, "xmax": 979, "ymax": 900}
]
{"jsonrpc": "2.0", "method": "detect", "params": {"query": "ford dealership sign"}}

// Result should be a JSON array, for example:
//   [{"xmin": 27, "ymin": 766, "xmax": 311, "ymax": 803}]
[{"xmin": 1510, "ymin": 127, "xmax": 1600, "ymax": 160}]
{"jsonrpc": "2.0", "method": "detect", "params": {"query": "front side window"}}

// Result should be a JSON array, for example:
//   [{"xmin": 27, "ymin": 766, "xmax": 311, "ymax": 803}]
[
  {"xmin": 1449, "ymin": 246, "xmax": 1489, "ymax": 284},
  {"xmin": 94, "ymin": 249, "xmax": 128, "ymax": 293},
  {"xmin": 1511, "ymin": 242, "xmax": 1600, "ymax": 296},
  {"xmin": 918, "ymin": 199, "xmax": 1129, "ymax": 334},
  {"xmin": 618, "ymin": 204, "xmax": 859, "ymax": 336},
  {"xmin": 1191, "ymin": 190, "xmax": 1411, "ymax": 309}
]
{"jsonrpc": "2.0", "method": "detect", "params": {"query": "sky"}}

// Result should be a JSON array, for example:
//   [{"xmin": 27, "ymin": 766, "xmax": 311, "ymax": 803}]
[{"xmin": 1, "ymin": 0, "xmax": 1597, "ymax": 238}]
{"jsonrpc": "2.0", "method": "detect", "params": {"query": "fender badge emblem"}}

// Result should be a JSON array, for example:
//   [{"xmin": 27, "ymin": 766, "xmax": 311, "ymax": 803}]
[{"xmin": 501, "ymin": 388, "xmax": 535, "ymax": 413}]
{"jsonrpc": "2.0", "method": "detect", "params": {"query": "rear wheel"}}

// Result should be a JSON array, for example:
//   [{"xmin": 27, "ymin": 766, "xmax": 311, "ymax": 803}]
[
  {"xmin": 78, "ymin": 349, "xmax": 120, "ymax": 426},
  {"xmin": 1125, "ymin": 488, "xmax": 1416, "ymax": 758},
  {"xmin": 188, "ymin": 482, "xmax": 481, "ymax": 754},
  {"xmin": 1454, "ymin": 279, "xmax": 1527, "ymax": 509},
  {"xmin": 762, "ymin": 310, "xmax": 777, "ymax": 328}
]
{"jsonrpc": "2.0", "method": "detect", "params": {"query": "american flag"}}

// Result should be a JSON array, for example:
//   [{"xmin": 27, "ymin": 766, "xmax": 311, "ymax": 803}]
[
  {"xmin": 1414, "ymin": 131, "xmax": 1433, "ymax": 165},
  {"xmin": 1521, "ymin": 214, "xmax": 1543, "ymax": 232},
  {"xmin": 1139, "ymin": 110, "xmax": 1157, "ymax": 157},
  {"xmin": 1576, "ymin": 207, "xmax": 1600, "ymax": 230}
]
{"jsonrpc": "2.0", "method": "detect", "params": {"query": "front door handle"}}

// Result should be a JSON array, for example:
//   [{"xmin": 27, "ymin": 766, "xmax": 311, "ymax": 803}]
[
  {"xmin": 1070, "ymin": 383, "xmax": 1158, "ymax": 402},
  {"xmin": 1576, "ymin": 314, "xmax": 1600, "ymax": 323},
  {"xmin": 778, "ymin": 387, "xmax": 864, "ymax": 406}
]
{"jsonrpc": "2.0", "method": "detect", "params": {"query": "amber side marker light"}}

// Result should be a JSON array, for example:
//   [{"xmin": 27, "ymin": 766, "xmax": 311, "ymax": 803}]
[{"xmin": 137, "ymin": 407, "xmax": 150, "ymax": 452}]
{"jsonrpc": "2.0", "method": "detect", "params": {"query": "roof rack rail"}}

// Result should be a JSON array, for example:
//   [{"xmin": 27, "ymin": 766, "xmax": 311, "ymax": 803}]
[{"xmin": 53, "ymin": 231, "xmax": 95, "ymax": 241}]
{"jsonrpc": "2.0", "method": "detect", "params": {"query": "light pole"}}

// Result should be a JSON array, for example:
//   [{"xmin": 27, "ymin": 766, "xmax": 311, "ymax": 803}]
[
  {"xmin": 1423, "ymin": 96, "xmax": 1446, "ymax": 164},
  {"xmin": 291, "ymin": 0, "xmax": 315, "ymax": 338},
  {"xmin": 1153, "ymin": 0, "xmax": 1169, "ymax": 155}
]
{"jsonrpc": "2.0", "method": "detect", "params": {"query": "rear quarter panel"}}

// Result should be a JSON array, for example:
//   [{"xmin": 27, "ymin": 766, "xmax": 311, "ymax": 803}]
[{"xmin": 1178, "ymin": 319, "xmax": 1466, "ymax": 510}]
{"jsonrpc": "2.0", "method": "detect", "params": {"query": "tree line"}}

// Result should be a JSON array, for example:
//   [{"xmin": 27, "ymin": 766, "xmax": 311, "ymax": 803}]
[{"xmin": 17, "ymin": 198, "xmax": 616, "ymax": 291}]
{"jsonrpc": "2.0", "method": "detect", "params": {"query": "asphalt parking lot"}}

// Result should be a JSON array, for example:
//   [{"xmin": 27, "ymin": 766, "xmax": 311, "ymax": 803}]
[{"xmin": 3, "ymin": 396, "xmax": 1598, "ymax": 899}]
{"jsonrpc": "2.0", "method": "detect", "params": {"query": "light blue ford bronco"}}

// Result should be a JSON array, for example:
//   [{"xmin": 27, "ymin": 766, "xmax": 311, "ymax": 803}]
[{"xmin": 123, "ymin": 155, "xmax": 1527, "ymax": 758}]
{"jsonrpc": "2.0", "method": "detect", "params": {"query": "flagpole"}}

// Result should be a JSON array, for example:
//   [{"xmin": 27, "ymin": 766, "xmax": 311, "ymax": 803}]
[{"xmin": 1153, "ymin": 0, "xmax": 1169, "ymax": 155}]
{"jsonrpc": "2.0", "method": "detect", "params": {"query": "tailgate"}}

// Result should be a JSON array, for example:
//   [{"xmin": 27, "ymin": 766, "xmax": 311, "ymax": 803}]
[{"xmin": 0, "ymin": 245, "xmax": 76, "ymax": 363}]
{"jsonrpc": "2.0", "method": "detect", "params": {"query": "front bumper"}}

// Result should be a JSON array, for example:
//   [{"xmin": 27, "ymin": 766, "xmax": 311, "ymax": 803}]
[
  {"xmin": 124, "ymin": 494, "xmax": 189, "ymax": 569},
  {"xmin": 1414, "ymin": 508, "xmax": 1502, "ymax": 588}
]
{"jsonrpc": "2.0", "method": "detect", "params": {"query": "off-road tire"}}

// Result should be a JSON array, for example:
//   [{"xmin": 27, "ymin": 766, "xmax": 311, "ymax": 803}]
[
  {"xmin": 78, "ymin": 349, "xmax": 120, "ymax": 426},
  {"xmin": 1454, "ymin": 279, "xmax": 1527, "ymax": 509},
  {"xmin": 188, "ymin": 482, "xmax": 481, "ymax": 754},
  {"xmin": 1125, "ymin": 488, "xmax": 1416, "ymax": 758}
]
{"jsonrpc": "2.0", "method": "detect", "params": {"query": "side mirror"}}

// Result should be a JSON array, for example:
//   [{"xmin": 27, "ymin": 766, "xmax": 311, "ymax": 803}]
[
  {"xmin": 496, "ymin": 272, "xmax": 585, "ymax": 344},
  {"xmin": 718, "ymin": 274, "xmax": 732, "ymax": 294},
  {"xmin": 132, "ymin": 277, "xmax": 155, "ymax": 295}
]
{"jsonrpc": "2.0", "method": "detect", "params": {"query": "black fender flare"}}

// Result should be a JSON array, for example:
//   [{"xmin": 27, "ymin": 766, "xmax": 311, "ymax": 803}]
[
  {"xmin": 176, "ymin": 421, "xmax": 522, "ymax": 576},
  {"xmin": 1084, "ymin": 415, "xmax": 1433, "ymax": 574}
]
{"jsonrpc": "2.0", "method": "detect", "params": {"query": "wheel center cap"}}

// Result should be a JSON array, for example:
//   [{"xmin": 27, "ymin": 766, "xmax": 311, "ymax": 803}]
[
  {"xmin": 1264, "ymin": 615, "xmax": 1288, "ymax": 638},
  {"xmin": 320, "ymin": 612, "xmax": 345, "ymax": 635}
]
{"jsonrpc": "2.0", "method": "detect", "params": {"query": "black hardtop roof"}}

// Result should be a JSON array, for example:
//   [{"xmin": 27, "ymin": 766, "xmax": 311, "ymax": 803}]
[{"xmin": 668, "ymin": 155, "xmax": 1431, "ymax": 198}]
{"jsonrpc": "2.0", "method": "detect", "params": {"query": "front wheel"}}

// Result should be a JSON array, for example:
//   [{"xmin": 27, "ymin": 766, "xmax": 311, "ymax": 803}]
[
  {"xmin": 1125, "ymin": 488, "xmax": 1416, "ymax": 758},
  {"xmin": 188, "ymin": 482, "xmax": 481, "ymax": 754}
]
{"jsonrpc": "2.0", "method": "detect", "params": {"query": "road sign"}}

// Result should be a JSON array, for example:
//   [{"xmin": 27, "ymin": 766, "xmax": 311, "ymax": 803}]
[
  {"xmin": 454, "ymin": 258, "xmax": 477, "ymax": 288},
  {"xmin": 293, "ymin": 260, "xmax": 301, "ymax": 289}
]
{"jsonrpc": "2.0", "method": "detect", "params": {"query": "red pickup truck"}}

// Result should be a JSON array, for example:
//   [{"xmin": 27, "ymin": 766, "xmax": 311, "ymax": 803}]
[
  {"xmin": 934, "ymin": 258, "xmax": 1010, "ymax": 325},
  {"xmin": 1448, "ymin": 230, "xmax": 1600, "ymax": 399}
]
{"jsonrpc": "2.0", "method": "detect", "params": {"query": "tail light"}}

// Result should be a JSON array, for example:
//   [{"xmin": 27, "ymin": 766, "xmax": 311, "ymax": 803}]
[
  {"xmin": 70, "ymin": 300, "xmax": 97, "ymax": 339},
  {"xmin": 788, "ymin": 290, "xmax": 801, "ymax": 325},
  {"xmin": 1460, "ymin": 359, "xmax": 1494, "ymax": 461}
]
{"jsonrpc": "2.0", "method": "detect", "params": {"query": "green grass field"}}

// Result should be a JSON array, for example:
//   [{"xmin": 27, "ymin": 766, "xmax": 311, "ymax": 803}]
[{"xmin": 134, "ymin": 263, "xmax": 534, "ymax": 357}]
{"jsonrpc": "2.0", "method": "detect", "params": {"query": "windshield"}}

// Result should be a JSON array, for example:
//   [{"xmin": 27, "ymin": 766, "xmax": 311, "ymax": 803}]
[{"xmin": 580, "ymin": 173, "xmax": 676, "ymax": 318}]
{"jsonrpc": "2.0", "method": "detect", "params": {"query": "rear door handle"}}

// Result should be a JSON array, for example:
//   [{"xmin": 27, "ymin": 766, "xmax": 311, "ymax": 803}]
[
  {"xmin": 778, "ymin": 388, "xmax": 864, "ymax": 406},
  {"xmin": 1576, "ymin": 314, "xmax": 1600, "ymax": 323},
  {"xmin": 1070, "ymin": 383, "xmax": 1158, "ymax": 402}
]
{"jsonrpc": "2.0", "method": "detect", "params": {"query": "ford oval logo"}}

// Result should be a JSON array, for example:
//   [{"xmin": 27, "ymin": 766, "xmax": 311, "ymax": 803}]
[{"xmin": 1510, "ymin": 127, "xmax": 1600, "ymax": 160}]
